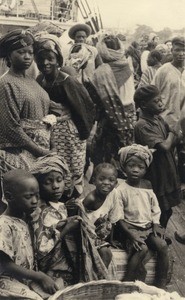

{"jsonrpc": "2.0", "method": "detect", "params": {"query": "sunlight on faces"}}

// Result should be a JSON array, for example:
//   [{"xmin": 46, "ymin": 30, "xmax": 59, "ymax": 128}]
[
  {"xmin": 171, "ymin": 44, "xmax": 185, "ymax": 63},
  {"xmin": 141, "ymin": 95, "xmax": 164, "ymax": 115},
  {"xmin": 124, "ymin": 156, "xmax": 147, "ymax": 185},
  {"xmin": 35, "ymin": 50, "xmax": 58, "ymax": 75},
  {"xmin": 74, "ymin": 31, "xmax": 87, "ymax": 44},
  {"xmin": 93, "ymin": 167, "xmax": 118, "ymax": 196},
  {"xmin": 4, "ymin": 175, "xmax": 39, "ymax": 215},
  {"xmin": 39, "ymin": 171, "xmax": 65, "ymax": 202},
  {"xmin": 8, "ymin": 45, "xmax": 34, "ymax": 70}
]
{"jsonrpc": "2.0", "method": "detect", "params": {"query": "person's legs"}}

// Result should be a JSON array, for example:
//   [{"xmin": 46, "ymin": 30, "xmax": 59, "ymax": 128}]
[
  {"xmin": 125, "ymin": 244, "xmax": 148, "ymax": 281},
  {"xmin": 146, "ymin": 234, "xmax": 169, "ymax": 288},
  {"xmin": 98, "ymin": 246, "xmax": 112, "ymax": 268}
]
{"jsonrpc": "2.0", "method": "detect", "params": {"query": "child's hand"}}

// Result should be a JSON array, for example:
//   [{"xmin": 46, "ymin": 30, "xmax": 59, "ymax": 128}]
[
  {"xmin": 131, "ymin": 236, "xmax": 146, "ymax": 251},
  {"xmin": 36, "ymin": 271, "xmax": 59, "ymax": 294},
  {"xmin": 153, "ymin": 223, "xmax": 165, "ymax": 239}
]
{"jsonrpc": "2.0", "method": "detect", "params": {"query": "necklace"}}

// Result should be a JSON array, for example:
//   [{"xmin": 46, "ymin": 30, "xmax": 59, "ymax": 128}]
[{"xmin": 42, "ymin": 70, "xmax": 59, "ymax": 93}]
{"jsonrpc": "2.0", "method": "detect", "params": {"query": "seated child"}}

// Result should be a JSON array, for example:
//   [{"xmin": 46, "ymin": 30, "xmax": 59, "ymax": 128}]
[
  {"xmin": 117, "ymin": 144, "xmax": 169, "ymax": 289},
  {"xmin": 81, "ymin": 163, "xmax": 124, "ymax": 268},
  {"xmin": 0, "ymin": 169, "xmax": 58, "ymax": 299},
  {"xmin": 30, "ymin": 154, "xmax": 108, "ymax": 286},
  {"xmin": 134, "ymin": 85, "xmax": 181, "ymax": 228}
]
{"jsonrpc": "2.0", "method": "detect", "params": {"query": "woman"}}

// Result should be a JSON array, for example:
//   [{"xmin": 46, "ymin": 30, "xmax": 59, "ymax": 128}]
[
  {"xmin": 0, "ymin": 29, "xmax": 54, "ymax": 203},
  {"xmin": 34, "ymin": 33, "xmax": 95, "ymax": 196}
]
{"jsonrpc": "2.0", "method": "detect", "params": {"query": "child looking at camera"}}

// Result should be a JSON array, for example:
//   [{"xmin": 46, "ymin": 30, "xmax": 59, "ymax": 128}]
[
  {"xmin": 117, "ymin": 144, "xmax": 169, "ymax": 289},
  {"xmin": 81, "ymin": 163, "xmax": 124, "ymax": 268}
]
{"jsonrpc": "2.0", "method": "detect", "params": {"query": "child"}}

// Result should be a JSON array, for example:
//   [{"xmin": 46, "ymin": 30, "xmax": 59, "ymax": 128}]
[
  {"xmin": 0, "ymin": 169, "xmax": 58, "ymax": 299},
  {"xmin": 134, "ymin": 85, "xmax": 181, "ymax": 228},
  {"xmin": 117, "ymin": 144, "xmax": 169, "ymax": 289},
  {"xmin": 81, "ymin": 163, "xmax": 124, "ymax": 268},
  {"xmin": 30, "ymin": 154, "xmax": 108, "ymax": 286}
]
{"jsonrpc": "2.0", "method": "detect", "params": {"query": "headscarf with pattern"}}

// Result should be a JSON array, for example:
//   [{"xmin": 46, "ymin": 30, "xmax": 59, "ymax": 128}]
[
  {"xmin": 30, "ymin": 154, "xmax": 69, "ymax": 177},
  {"xmin": 119, "ymin": 144, "xmax": 153, "ymax": 168},
  {"xmin": 34, "ymin": 33, "xmax": 63, "ymax": 66},
  {"xmin": 0, "ymin": 29, "xmax": 34, "ymax": 58}
]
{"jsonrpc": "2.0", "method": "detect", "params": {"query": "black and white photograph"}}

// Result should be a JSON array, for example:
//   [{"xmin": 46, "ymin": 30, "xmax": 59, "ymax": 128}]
[{"xmin": 0, "ymin": 1, "xmax": 185, "ymax": 299}]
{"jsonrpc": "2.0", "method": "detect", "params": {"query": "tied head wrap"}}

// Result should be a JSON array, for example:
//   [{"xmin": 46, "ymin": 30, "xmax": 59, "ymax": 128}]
[
  {"xmin": 0, "ymin": 29, "xmax": 34, "ymax": 58},
  {"xmin": 30, "ymin": 154, "xmax": 69, "ymax": 178},
  {"xmin": 119, "ymin": 144, "xmax": 153, "ymax": 168},
  {"xmin": 34, "ymin": 33, "xmax": 63, "ymax": 66}
]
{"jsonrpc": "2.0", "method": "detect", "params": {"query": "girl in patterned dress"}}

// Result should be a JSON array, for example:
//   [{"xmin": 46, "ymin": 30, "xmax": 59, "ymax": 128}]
[
  {"xmin": 0, "ymin": 169, "xmax": 58, "ymax": 299},
  {"xmin": 30, "ymin": 155, "xmax": 109, "ymax": 286}
]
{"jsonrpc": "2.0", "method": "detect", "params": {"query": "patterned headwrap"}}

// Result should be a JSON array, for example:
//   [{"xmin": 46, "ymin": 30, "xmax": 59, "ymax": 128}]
[
  {"xmin": 30, "ymin": 154, "xmax": 69, "ymax": 177},
  {"xmin": 34, "ymin": 33, "xmax": 63, "ymax": 66},
  {"xmin": 119, "ymin": 144, "xmax": 153, "ymax": 168},
  {"xmin": 0, "ymin": 29, "xmax": 34, "ymax": 58}
]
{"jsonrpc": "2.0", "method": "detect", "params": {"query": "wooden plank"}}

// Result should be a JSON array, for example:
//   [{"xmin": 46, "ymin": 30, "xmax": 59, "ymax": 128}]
[{"xmin": 165, "ymin": 201, "xmax": 185, "ymax": 296}]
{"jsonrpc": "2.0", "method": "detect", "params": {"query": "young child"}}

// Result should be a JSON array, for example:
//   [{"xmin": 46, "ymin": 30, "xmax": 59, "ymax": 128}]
[
  {"xmin": 81, "ymin": 163, "xmax": 124, "ymax": 268},
  {"xmin": 117, "ymin": 144, "xmax": 169, "ymax": 289},
  {"xmin": 30, "ymin": 154, "xmax": 108, "ymax": 286},
  {"xmin": 0, "ymin": 169, "xmax": 58, "ymax": 299},
  {"xmin": 134, "ymin": 85, "xmax": 181, "ymax": 228}
]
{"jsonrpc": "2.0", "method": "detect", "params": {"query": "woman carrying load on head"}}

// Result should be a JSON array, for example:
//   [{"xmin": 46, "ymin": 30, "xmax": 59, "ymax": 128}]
[{"xmin": 34, "ymin": 33, "xmax": 95, "ymax": 197}]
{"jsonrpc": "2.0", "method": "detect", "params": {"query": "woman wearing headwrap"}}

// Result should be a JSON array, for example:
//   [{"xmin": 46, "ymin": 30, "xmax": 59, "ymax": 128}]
[
  {"xmin": 0, "ymin": 29, "xmax": 54, "ymax": 183},
  {"xmin": 34, "ymin": 33, "xmax": 95, "ymax": 196},
  {"xmin": 90, "ymin": 34, "xmax": 136, "ymax": 173}
]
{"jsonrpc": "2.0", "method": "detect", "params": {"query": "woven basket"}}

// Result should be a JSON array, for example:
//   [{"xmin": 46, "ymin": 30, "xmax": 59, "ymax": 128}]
[{"xmin": 52, "ymin": 280, "xmax": 140, "ymax": 300}]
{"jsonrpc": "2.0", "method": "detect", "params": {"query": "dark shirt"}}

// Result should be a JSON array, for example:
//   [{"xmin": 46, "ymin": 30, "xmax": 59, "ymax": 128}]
[{"xmin": 134, "ymin": 112, "xmax": 181, "ymax": 210}]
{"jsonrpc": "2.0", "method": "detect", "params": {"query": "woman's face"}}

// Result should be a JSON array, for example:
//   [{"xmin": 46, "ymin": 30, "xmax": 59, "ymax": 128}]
[
  {"xmin": 36, "ymin": 50, "xmax": 58, "ymax": 76},
  {"xmin": 9, "ymin": 45, "xmax": 34, "ymax": 70}
]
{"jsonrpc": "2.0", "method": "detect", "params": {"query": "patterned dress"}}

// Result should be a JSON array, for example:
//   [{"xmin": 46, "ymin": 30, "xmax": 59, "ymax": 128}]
[
  {"xmin": 31, "ymin": 201, "xmax": 109, "ymax": 284},
  {"xmin": 37, "ymin": 71, "xmax": 90, "ymax": 195},
  {"xmin": 0, "ymin": 71, "xmax": 51, "ymax": 172},
  {"xmin": 0, "ymin": 215, "xmax": 42, "ymax": 300}
]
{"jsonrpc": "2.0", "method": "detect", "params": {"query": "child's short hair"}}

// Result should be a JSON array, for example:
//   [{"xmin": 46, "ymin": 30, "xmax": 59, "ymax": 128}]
[
  {"xmin": 3, "ymin": 169, "xmax": 35, "ymax": 194},
  {"xmin": 93, "ymin": 163, "xmax": 118, "ymax": 179},
  {"xmin": 134, "ymin": 85, "xmax": 159, "ymax": 108}
]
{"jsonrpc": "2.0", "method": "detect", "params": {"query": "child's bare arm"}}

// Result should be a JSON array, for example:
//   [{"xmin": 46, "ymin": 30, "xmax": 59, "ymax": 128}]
[
  {"xmin": 156, "ymin": 131, "xmax": 178, "ymax": 151},
  {"xmin": 83, "ymin": 190, "xmax": 96, "ymax": 210},
  {"xmin": 0, "ymin": 252, "xmax": 58, "ymax": 294}
]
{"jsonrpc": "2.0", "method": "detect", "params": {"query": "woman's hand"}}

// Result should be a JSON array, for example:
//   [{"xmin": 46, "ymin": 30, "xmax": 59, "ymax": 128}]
[{"xmin": 35, "ymin": 271, "xmax": 59, "ymax": 295}]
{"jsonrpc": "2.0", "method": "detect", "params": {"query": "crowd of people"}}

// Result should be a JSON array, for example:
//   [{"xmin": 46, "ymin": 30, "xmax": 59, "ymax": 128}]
[{"xmin": 0, "ymin": 23, "xmax": 185, "ymax": 299}]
